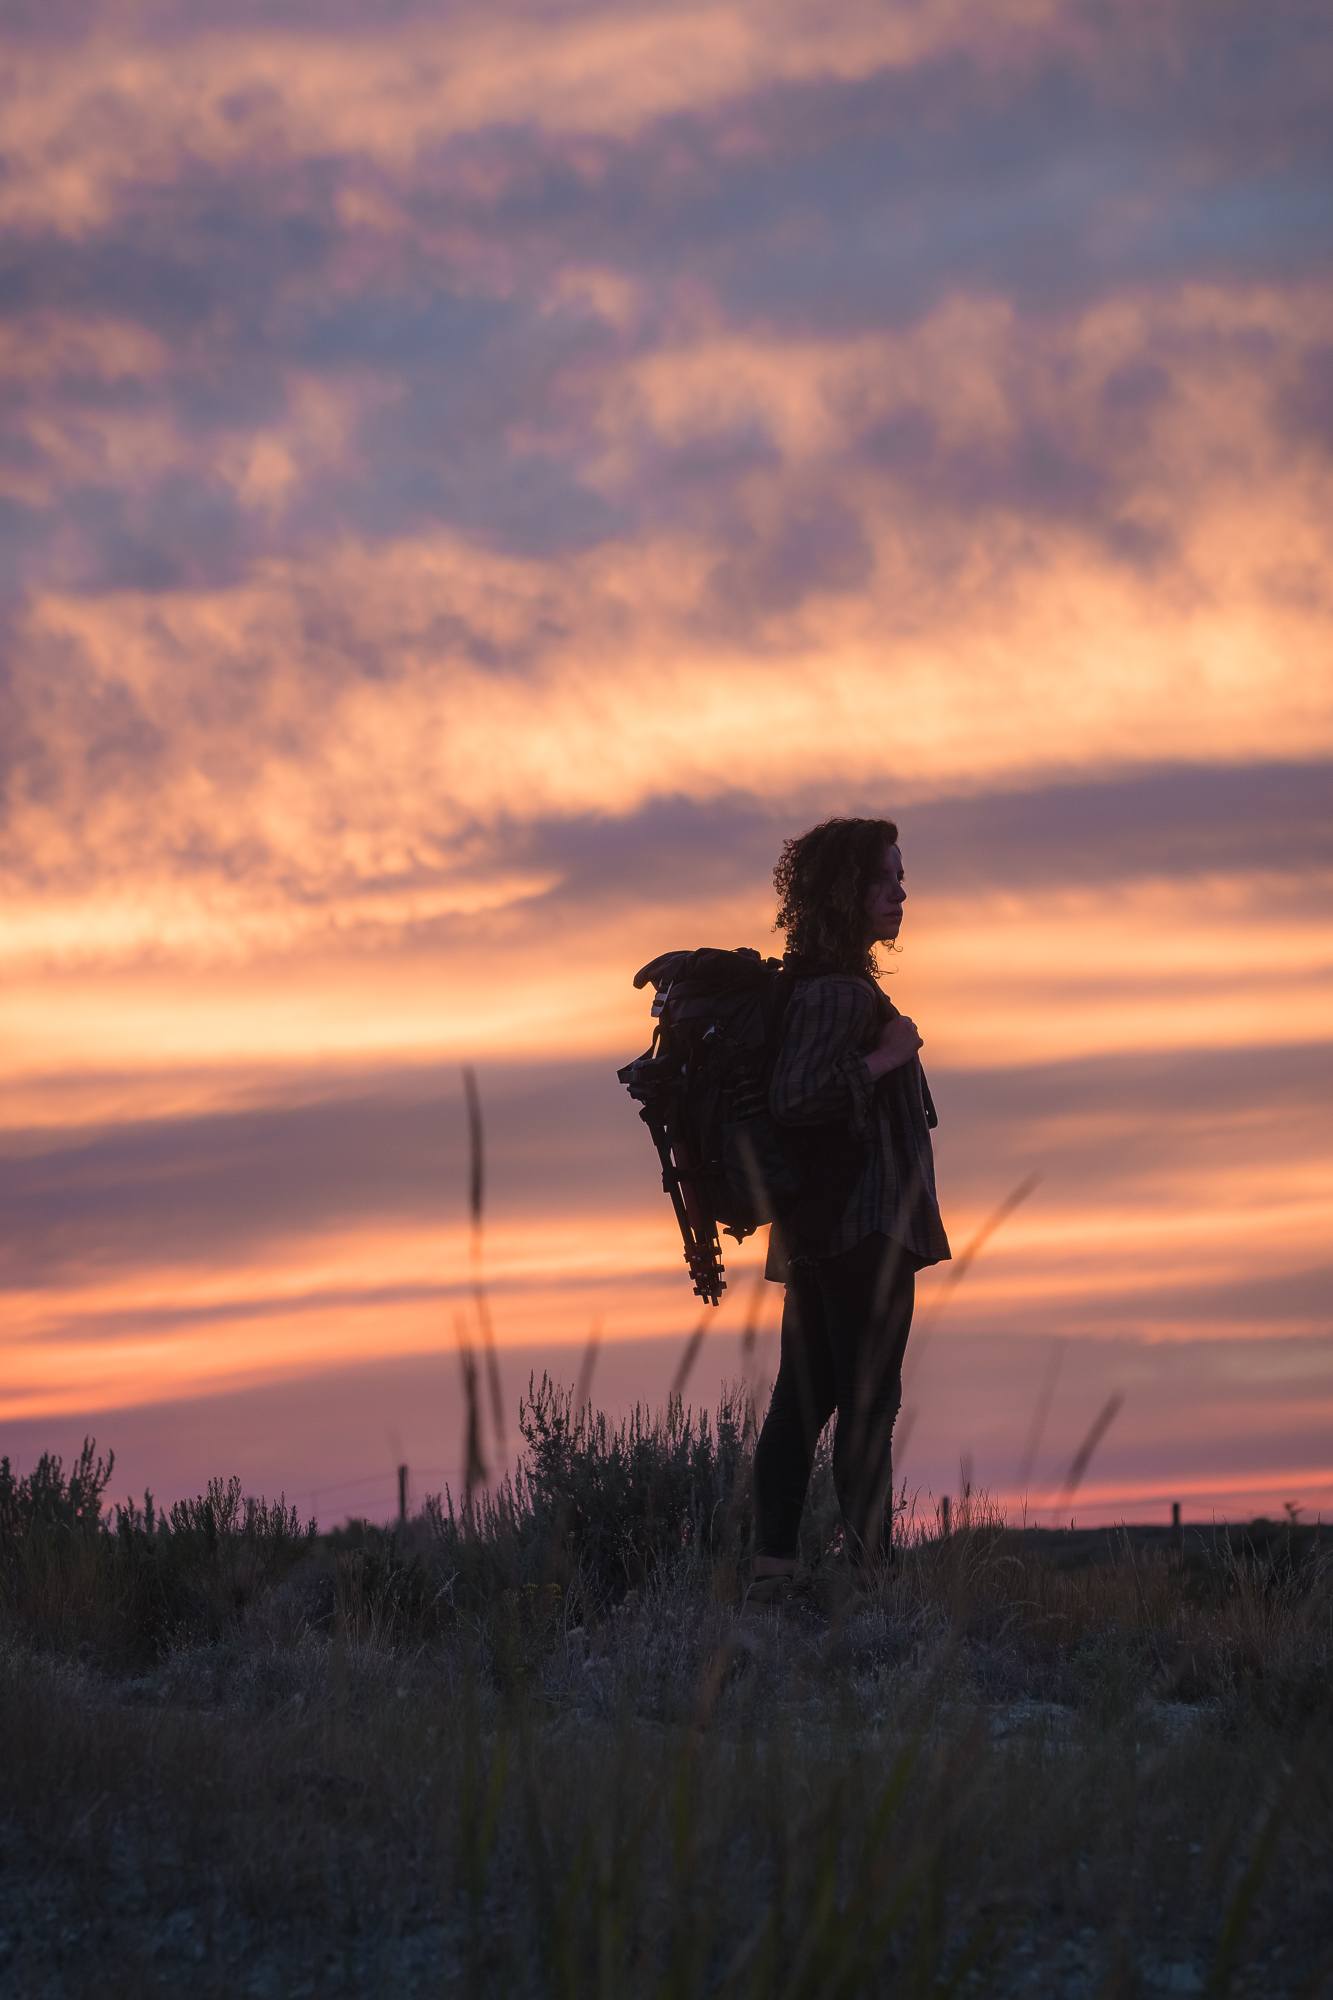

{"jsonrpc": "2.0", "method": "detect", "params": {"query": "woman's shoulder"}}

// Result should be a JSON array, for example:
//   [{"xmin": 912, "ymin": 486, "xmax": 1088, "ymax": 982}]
[{"xmin": 787, "ymin": 970, "xmax": 883, "ymax": 1018}]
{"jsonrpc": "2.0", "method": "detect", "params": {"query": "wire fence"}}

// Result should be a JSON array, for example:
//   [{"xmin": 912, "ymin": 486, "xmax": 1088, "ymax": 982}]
[{"xmin": 298, "ymin": 1464, "xmax": 460, "ymax": 1522}]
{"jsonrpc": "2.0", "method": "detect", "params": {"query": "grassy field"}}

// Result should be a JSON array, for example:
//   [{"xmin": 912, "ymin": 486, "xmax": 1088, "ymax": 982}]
[{"xmin": 2, "ymin": 1377, "xmax": 1330, "ymax": 1998}]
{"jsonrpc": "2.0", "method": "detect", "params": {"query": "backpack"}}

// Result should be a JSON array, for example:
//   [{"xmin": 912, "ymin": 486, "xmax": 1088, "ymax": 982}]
[{"xmin": 616, "ymin": 946, "xmax": 810, "ymax": 1305}]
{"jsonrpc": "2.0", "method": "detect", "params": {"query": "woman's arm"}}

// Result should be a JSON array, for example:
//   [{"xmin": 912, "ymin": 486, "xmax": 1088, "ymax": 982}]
[
  {"xmin": 768, "ymin": 978, "xmax": 879, "ymax": 1136},
  {"xmin": 865, "ymin": 1013, "xmax": 924, "ymax": 1081}
]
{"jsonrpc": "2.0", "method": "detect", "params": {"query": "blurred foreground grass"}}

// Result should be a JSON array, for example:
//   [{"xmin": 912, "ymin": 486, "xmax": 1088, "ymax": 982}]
[{"xmin": 2, "ymin": 1378, "xmax": 1330, "ymax": 1998}]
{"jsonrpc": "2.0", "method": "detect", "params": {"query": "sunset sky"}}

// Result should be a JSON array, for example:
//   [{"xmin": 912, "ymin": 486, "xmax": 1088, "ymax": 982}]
[{"xmin": 3, "ymin": 0, "xmax": 1331, "ymax": 1530}]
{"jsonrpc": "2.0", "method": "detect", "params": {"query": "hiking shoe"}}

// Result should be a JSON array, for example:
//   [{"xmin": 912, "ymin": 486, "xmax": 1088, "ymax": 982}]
[{"xmin": 740, "ymin": 1565, "xmax": 817, "ymax": 1617}]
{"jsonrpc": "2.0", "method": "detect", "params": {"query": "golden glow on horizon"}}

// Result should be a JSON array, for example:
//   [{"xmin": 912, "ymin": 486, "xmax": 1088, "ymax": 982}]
[
  {"xmin": 1, "ymin": 1246, "xmax": 760, "ymax": 1423},
  {"xmin": 4, "ymin": 1132, "xmax": 1329, "ymax": 1426},
  {"xmin": 963, "ymin": 1469, "xmax": 1333, "ymax": 1521},
  {"xmin": 3, "ymin": 873, "xmax": 1330, "ymax": 1091}
]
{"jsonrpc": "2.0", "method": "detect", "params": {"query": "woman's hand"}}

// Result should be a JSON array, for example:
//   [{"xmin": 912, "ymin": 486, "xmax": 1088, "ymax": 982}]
[{"xmin": 864, "ymin": 1013, "xmax": 923, "ymax": 1080}]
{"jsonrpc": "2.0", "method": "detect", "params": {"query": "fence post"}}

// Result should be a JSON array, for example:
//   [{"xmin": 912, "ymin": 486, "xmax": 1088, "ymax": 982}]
[
  {"xmin": 940, "ymin": 1493, "xmax": 951, "ymax": 1540},
  {"xmin": 1171, "ymin": 1499, "xmax": 1182, "ymax": 1554},
  {"xmin": 398, "ymin": 1463, "xmax": 408, "ymax": 1537}
]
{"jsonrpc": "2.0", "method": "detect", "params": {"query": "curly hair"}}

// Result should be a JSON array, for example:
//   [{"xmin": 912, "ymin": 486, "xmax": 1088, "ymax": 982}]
[{"xmin": 771, "ymin": 815, "xmax": 901, "ymax": 979}]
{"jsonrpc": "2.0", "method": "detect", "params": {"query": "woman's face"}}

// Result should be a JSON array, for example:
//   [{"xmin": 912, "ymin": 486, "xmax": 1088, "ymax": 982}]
[{"xmin": 864, "ymin": 840, "xmax": 906, "ymax": 942}]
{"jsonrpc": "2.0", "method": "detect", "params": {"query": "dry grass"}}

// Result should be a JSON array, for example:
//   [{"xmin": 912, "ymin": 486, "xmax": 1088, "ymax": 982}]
[{"xmin": 1, "ymin": 1418, "xmax": 1330, "ymax": 1997}]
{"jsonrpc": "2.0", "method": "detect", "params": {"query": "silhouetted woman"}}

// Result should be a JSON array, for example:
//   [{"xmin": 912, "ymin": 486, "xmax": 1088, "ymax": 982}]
[{"xmin": 746, "ymin": 816, "xmax": 951, "ymax": 1609}]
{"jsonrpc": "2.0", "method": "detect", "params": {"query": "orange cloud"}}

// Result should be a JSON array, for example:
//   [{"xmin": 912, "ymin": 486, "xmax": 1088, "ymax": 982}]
[{"xmin": 7, "ymin": 277, "xmax": 1330, "ymax": 948}]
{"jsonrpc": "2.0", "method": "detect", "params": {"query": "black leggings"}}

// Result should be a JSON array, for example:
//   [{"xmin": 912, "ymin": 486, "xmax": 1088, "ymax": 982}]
[{"xmin": 752, "ymin": 1230, "xmax": 916, "ymax": 1566}]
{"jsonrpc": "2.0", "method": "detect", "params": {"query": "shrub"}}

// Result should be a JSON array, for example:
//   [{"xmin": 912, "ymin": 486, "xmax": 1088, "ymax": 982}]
[
  {"xmin": 421, "ymin": 1370, "xmax": 831, "ymax": 1617},
  {"xmin": 0, "ymin": 1440, "xmax": 317, "ymax": 1669}
]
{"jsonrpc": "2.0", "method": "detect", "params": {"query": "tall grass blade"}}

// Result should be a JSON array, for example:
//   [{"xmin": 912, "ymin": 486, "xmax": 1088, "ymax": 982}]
[
  {"xmin": 1056, "ymin": 1391, "xmax": 1124, "ymax": 1511},
  {"xmin": 1205, "ymin": 1768, "xmax": 1294, "ymax": 1999},
  {"xmin": 453, "ymin": 1308, "xmax": 488, "ymax": 1520},
  {"xmin": 461, "ymin": 1062, "xmax": 507, "ymax": 1458},
  {"xmin": 574, "ymin": 1316, "xmax": 602, "ymax": 1429},
  {"xmin": 740, "ymin": 1260, "xmax": 765, "ymax": 1358},
  {"xmin": 669, "ymin": 1305, "xmax": 713, "ymax": 1403},
  {"xmin": 902, "ymin": 1171, "xmax": 1042, "ymax": 1394},
  {"xmin": 1015, "ymin": 1334, "xmax": 1065, "ymax": 1496}
]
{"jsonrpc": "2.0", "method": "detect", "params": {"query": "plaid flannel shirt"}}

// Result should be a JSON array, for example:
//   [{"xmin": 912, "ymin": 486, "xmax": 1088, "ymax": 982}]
[{"xmin": 763, "ymin": 972, "xmax": 952, "ymax": 1283}]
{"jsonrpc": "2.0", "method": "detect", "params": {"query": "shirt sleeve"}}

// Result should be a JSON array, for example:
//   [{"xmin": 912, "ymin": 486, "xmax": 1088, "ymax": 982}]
[{"xmin": 768, "ymin": 977, "xmax": 879, "ymax": 1137}]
